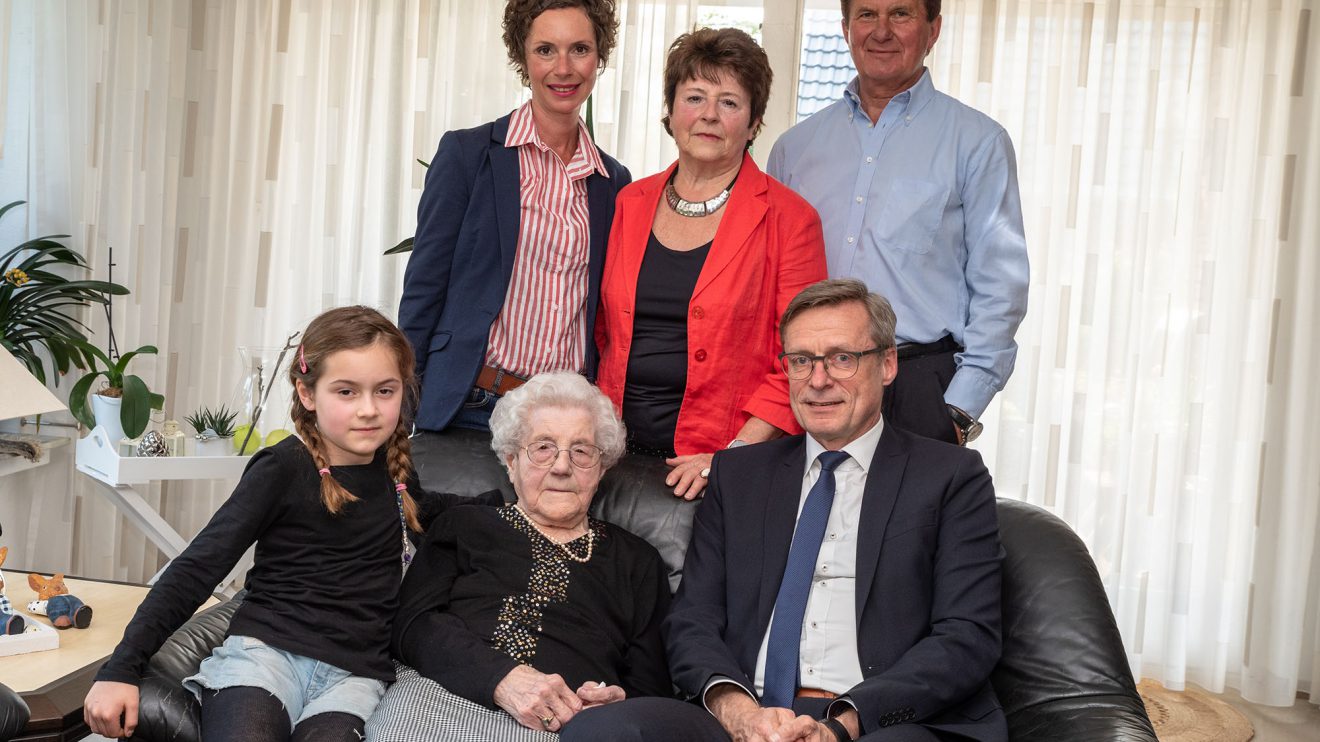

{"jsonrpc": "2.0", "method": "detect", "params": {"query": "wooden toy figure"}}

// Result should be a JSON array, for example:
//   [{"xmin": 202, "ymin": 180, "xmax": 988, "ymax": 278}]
[
  {"xmin": 27, "ymin": 573, "xmax": 93, "ymax": 629},
  {"xmin": 0, "ymin": 547, "xmax": 27, "ymax": 634}
]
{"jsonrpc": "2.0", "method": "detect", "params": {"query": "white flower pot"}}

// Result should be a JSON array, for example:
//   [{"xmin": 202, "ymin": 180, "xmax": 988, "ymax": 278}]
[
  {"xmin": 196, "ymin": 437, "xmax": 232, "ymax": 457},
  {"xmin": 91, "ymin": 393, "xmax": 126, "ymax": 444}
]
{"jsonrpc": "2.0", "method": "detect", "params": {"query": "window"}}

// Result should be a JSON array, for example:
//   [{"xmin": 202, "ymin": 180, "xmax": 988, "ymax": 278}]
[
  {"xmin": 796, "ymin": 6, "xmax": 854, "ymax": 122},
  {"xmin": 697, "ymin": 2, "xmax": 765, "ymax": 42}
]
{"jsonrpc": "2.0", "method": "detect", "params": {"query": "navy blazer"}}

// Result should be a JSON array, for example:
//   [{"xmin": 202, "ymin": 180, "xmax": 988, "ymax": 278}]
[
  {"xmin": 399, "ymin": 113, "xmax": 631, "ymax": 431},
  {"xmin": 663, "ymin": 424, "xmax": 1008, "ymax": 741}
]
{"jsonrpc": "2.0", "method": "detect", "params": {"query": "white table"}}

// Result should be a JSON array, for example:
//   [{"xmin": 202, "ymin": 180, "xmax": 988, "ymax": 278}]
[{"xmin": 75, "ymin": 426, "xmax": 252, "ymax": 590}]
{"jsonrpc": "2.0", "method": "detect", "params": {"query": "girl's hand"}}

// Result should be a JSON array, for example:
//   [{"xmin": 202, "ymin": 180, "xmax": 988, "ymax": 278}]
[
  {"xmin": 84, "ymin": 680, "xmax": 140, "ymax": 738},
  {"xmin": 493, "ymin": 664, "xmax": 583, "ymax": 732},
  {"xmin": 664, "ymin": 452, "xmax": 715, "ymax": 500},
  {"xmin": 576, "ymin": 680, "xmax": 625, "ymax": 708}
]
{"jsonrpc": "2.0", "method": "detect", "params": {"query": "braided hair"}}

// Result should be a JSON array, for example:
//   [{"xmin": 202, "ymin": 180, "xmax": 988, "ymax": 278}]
[{"xmin": 288, "ymin": 306, "xmax": 421, "ymax": 532}]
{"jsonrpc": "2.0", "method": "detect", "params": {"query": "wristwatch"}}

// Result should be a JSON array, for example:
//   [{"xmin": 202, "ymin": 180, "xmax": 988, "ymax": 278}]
[
  {"xmin": 947, "ymin": 405, "xmax": 983, "ymax": 444},
  {"xmin": 820, "ymin": 717, "xmax": 851, "ymax": 742}
]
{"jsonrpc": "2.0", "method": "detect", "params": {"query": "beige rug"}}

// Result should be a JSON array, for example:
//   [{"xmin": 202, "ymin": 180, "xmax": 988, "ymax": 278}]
[{"xmin": 1138, "ymin": 680, "xmax": 1254, "ymax": 741}]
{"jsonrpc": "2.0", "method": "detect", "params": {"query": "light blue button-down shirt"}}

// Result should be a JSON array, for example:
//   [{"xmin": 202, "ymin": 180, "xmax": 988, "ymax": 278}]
[{"xmin": 768, "ymin": 70, "xmax": 1028, "ymax": 417}]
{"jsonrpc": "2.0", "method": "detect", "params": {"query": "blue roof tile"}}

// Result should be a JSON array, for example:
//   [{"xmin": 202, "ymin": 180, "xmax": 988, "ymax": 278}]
[{"xmin": 796, "ymin": 16, "xmax": 855, "ymax": 122}]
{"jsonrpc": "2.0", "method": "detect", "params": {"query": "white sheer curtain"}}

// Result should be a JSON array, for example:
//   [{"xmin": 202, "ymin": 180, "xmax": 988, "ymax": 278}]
[
  {"xmin": 3, "ymin": 0, "xmax": 1316, "ymax": 709},
  {"xmin": 926, "ymin": 0, "xmax": 1320, "ymax": 706},
  {"xmin": 0, "ymin": 0, "xmax": 527, "ymax": 583},
  {"xmin": 594, "ymin": 0, "xmax": 695, "ymax": 175}
]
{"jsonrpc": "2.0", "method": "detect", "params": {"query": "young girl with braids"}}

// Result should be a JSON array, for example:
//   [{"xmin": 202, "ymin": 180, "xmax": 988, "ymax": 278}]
[{"xmin": 84, "ymin": 306, "xmax": 485, "ymax": 742}]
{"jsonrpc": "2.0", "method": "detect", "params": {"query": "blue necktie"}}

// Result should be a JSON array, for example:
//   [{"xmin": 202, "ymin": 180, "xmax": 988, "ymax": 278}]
[{"xmin": 762, "ymin": 450, "xmax": 851, "ymax": 708}]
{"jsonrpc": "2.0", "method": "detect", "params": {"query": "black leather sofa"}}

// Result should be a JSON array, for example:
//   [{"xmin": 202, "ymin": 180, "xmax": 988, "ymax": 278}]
[
  {"xmin": 128, "ymin": 429, "xmax": 1155, "ymax": 741},
  {"xmin": 0, "ymin": 682, "xmax": 29, "ymax": 742}
]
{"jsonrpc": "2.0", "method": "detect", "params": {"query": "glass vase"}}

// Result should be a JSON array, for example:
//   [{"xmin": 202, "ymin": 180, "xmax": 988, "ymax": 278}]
[{"xmin": 229, "ymin": 346, "xmax": 294, "ymax": 454}]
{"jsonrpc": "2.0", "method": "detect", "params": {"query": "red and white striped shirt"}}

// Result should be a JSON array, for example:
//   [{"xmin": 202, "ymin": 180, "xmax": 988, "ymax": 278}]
[{"xmin": 484, "ymin": 102, "xmax": 608, "ymax": 378}]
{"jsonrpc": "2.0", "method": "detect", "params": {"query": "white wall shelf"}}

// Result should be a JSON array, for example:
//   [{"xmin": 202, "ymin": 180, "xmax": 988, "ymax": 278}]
[
  {"xmin": 76, "ymin": 427, "xmax": 251, "ymax": 485},
  {"xmin": 75, "ymin": 427, "xmax": 252, "ymax": 590},
  {"xmin": 0, "ymin": 435, "xmax": 70, "ymax": 478}
]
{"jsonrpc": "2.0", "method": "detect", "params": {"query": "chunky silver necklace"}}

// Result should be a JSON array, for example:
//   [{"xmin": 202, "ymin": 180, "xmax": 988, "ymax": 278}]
[
  {"xmin": 665, "ymin": 172, "xmax": 737, "ymax": 218},
  {"xmin": 513, "ymin": 504, "xmax": 595, "ymax": 563}
]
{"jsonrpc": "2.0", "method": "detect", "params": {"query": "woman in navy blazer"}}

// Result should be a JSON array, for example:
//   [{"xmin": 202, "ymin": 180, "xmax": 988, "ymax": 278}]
[{"xmin": 398, "ymin": 0, "xmax": 630, "ymax": 436}]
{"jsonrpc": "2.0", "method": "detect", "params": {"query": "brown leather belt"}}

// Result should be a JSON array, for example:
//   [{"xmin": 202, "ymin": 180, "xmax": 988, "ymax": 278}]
[
  {"xmin": 795, "ymin": 687, "xmax": 839, "ymax": 699},
  {"xmin": 474, "ymin": 365, "xmax": 527, "ymax": 396}
]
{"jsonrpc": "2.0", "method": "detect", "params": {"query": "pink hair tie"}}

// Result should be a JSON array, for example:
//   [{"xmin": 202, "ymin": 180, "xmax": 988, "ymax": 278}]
[
  {"xmin": 318, "ymin": 468, "xmax": 330, "ymax": 477},
  {"xmin": 298, "ymin": 345, "xmax": 309, "ymax": 374},
  {"xmin": 395, "ymin": 483, "xmax": 407, "ymax": 493}
]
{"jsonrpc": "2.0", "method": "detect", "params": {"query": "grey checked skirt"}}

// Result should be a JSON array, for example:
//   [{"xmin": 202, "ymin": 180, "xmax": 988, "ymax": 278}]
[{"xmin": 366, "ymin": 663, "xmax": 558, "ymax": 742}]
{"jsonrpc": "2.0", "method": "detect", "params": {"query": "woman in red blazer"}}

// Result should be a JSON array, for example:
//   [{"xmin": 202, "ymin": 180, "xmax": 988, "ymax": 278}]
[{"xmin": 595, "ymin": 28, "xmax": 826, "ymax": 499}]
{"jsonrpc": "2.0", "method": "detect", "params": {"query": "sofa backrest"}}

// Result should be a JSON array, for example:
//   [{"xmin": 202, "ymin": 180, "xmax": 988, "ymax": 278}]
[{"xmin": 412, "ymin": 427, "xmax": 698, "ymax": 590}]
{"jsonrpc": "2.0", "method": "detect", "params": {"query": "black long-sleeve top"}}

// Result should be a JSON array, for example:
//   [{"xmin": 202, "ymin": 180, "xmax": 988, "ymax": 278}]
[
  {"xmin": 622, "ymin": 233, "xmax": 712, "ymax": 450},
  {"xmin": 393, "ymin": 504, "xmax": 672, "ymax": 707},
  {"xmin": 97, "ymin": 436, "xmax": 482, "ymax": 684}
]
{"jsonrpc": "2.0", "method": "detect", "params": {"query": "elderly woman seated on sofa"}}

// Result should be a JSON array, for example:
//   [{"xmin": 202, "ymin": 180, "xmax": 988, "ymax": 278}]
[{"xmin": 367, "ymin": 372, "xmax": 680, "ymax": 742}]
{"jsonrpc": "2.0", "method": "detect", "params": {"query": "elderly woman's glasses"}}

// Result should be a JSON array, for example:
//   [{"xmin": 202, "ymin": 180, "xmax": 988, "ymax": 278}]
[
  {"xmin": 523, "ymin": 440, "xmax": 603, "ymax": 469},
  {"xmin": 778, "ymin": 348, "xmax": 887, "ymax": 380}
]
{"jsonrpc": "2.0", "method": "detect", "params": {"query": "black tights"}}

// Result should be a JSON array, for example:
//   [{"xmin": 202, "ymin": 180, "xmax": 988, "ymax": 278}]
[{"xmin": 199, "ymin": 686, "xmax": 364, "ymax": 742}]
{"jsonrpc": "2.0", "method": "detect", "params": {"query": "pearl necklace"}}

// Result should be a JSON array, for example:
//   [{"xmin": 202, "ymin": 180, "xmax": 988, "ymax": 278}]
[
  {"xmin": 665, "ymin": 171, "xmax": 737, "ymax": 218},
  {"xmin": 513, "ymin": 504, "xmax": 595, "ymax": 564}
]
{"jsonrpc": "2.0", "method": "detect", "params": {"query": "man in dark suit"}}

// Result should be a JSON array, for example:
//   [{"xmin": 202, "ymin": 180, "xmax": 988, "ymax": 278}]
[{"xmin": 663, "ymin": 278, "xmax": 1007, "ymax": 741}]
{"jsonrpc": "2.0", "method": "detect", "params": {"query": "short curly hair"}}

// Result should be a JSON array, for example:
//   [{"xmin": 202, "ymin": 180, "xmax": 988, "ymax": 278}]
[
  {"xmin": 661, "ymin": 27, "xmax": 773, "ymax": 146},
  {"xmin": 502, "ymin": 0, "xmax": 619, "ymax": 86},
  {"xmin": 489, "ymin": 371, "xmax": 627, "ymax": 472}
]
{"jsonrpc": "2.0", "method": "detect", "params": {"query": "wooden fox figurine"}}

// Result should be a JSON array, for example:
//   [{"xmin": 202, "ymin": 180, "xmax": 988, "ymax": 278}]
[{"xmin": 28, "ymin": 572, "xmax": 93, "ymax": 630}]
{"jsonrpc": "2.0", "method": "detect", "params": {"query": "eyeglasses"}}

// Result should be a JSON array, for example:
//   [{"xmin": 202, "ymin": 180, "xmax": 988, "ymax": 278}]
[
  {"xmin": 777, "ymin": 348, "xmax": 888, "ymax": 380},
  {"xmin": 522, "ymin": 440, "xmax": 604, "ymax": 469}
]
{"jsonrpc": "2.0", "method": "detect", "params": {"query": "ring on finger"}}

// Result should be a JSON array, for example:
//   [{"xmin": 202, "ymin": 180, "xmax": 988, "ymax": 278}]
[
  {"xmin": 700, "ymin": 467, "xmax": 711, "ymax": 478},
  {"xmin": 539, "ymin": 715, "xmax": 554, "ymax": 729}
]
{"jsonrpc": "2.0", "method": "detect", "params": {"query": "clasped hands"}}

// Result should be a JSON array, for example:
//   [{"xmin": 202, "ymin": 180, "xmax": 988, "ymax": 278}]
[
  {"xmin": 493, "ymin": 664, "xmax": 625, "ymax": 732},
  {"xmin": 708, "ymin": 684, "xmax": 858, "ymax": 742}
]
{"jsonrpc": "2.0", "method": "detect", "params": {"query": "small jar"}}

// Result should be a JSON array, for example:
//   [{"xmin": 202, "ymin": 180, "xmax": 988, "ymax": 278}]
[{"xmin": 162, "ymin": 420, "xmax": 187, "ymax": 457}]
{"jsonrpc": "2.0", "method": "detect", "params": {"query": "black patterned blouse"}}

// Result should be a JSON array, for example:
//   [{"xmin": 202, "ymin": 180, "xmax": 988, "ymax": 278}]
[{"xmin": 393, "ymin": 502, "xmax": 672, "ymax": 708}]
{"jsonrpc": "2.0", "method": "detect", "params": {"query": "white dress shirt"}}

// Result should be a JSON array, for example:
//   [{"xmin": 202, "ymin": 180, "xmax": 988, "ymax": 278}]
[
  {"xmin": 702, "ymin": 419, "xmax": 886, "ymax": 709},
  {"xmin": 750, "ymin": 417, "xmax": 884, "ymax": 696}
]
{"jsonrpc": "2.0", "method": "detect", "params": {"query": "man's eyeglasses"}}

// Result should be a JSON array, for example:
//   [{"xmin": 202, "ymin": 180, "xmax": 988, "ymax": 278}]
[
  {"xmin": 777, "ymin": 348, "xmax": 887, "ymax": 380},
  {"xmin": 522, "ymin": 440, "xmax": 604, "ymax": 469}
]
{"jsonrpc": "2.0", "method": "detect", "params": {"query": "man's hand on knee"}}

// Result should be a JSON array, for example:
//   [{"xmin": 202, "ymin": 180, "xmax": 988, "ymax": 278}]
[{"xmin": 707, "ymin": 684, "xmax": 819, "ymax": 742}]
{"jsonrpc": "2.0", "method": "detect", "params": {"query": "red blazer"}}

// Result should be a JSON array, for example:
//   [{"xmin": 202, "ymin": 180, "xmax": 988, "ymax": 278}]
[{"xmin": 595, "ymin": 153, "xmax": 828, "ymax": 454}]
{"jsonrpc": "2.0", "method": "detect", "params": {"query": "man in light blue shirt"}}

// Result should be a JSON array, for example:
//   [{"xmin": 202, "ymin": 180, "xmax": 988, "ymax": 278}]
[{"xmin": 768, "ymin": 0, "xmax": 1028, "ymax": 446}]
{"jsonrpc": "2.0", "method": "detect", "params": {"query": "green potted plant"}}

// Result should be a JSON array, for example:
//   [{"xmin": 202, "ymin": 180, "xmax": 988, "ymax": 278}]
[
  {"xmin": 184, "ymin": 405, "xmax": 239, "ymax": 456},
  {"xmin": 68, "ymin": 344, "xmax": 166, "ymax": 442},
  {"xmin": 0, "ymin": 200, "xmax": 129, "ymax": 386}
]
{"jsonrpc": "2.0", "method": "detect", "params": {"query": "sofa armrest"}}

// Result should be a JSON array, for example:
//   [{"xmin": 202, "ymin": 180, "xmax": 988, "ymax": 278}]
[
  {"xmin": 0, "ymin": 681, "xmax": 29, "ymax": 742},
  {"xmin": 1005, "ymin": 695, "xmax": 1157, "ymax": 742},
  {"xmin": 130, "ymin": 596, "xmax": 242, "ymax": 742},
  {"xmin": 992, "ymin": 499, "xmax": 1157, "ymax": 741}
]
